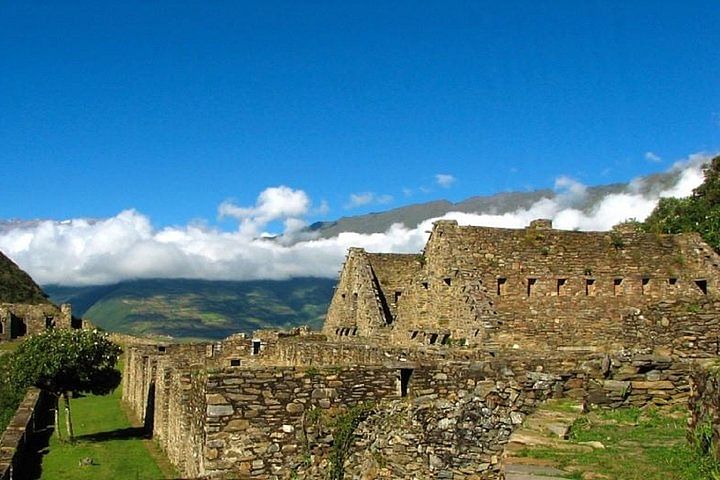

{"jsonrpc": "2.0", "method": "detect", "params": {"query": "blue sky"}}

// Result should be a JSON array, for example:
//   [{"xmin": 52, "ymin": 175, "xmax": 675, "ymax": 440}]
[{"xmin": 1, "ymin": 1, "xmax": 719, "ymax": 229}]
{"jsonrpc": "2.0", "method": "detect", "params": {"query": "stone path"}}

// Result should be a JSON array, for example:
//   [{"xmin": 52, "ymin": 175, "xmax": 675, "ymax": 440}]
[{"xmin": 502, "ymin": 399, "xmax": 591, "ymax": 479}]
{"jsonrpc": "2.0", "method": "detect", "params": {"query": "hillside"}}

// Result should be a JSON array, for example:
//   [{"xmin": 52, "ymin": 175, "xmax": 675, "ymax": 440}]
[
  {"xmin": 0, "ymin": 251, "xmax": 49, "ymax": 304},
  {"xmin": 44, "ymin": 278, "xmax": 335, "ymax": 340},
  {"xmin": 309, "ymin": 170, "xmax": 679, "ymax": 237}
]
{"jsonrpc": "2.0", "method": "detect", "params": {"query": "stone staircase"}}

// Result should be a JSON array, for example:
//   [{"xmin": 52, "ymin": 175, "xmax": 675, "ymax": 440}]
[{"xmin": 502, "ymin": 399, "xmax": 593, "ymax": 479}]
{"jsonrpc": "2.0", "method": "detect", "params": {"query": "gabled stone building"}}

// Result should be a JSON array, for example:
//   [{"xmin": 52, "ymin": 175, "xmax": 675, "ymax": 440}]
[{"xmin": 324, "ymin": 219, "xmax": 720, "ymax": 353}]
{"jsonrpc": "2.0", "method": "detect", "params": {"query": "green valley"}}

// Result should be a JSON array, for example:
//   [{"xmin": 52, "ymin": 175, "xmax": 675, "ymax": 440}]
[{"xmin": 45, "ymin": 278, "xmax": 335, "ymax": 340}]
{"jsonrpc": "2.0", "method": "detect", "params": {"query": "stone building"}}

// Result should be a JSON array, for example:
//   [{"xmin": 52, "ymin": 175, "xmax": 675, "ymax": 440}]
[
  {"xmin": 324, "ymin": 219, "xmax": 720, "ymax": 352},
  {"xmin": 123, "ymin": 219, "xmax": 720, "ymax": 479},
  {"xmin": 0, "ymin": 250, "xmax": 77, "ymax": 342},
  {"xmin": 0, "ymin": 303, "xmax": 74, "ymax": 341}
]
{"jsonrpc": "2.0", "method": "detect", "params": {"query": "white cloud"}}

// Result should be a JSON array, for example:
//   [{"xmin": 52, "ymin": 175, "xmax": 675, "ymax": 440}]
[
  {"xmin": 344, "ymin": 192, "xmax": 393, "ymax": 209},
  {"xmin": 218, "ymin": 186, "xmax": 311, "ymax": 237},
  {"xmin": 645, "ymin": 151, "xmax": 662, "ymax": 163},
  {"xmin": 435, "ymin": 173, "xmax": 456, "ymax": 188},
  {"xmin": 0, "ymin": 153, "xmax": 713, "ymax": 286}
]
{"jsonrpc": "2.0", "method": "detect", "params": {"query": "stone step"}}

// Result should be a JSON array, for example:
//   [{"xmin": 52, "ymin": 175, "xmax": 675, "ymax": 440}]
[{"xmin": 505, "ymin": 463, "xmax": 569, "ymax": 476}]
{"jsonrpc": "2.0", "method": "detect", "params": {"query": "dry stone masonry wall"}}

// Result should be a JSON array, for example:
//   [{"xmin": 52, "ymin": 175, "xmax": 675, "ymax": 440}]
[{"xmin": 121, "ymin": 219, "xmax": 720, "ymax": 479}]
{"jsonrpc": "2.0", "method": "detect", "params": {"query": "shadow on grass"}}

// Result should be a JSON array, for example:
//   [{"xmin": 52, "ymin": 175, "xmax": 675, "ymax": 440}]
[
  {"xmin": 18, "ymin": 424, "xmax": 53, "ymax": 480},
  {"xmin": 75, "ymin": 426, "xmax": 150, "ymax": 442}
]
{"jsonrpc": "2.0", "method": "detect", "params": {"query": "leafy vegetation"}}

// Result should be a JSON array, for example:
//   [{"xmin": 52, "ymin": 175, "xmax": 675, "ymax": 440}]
[
  {"xmin": 518, "ymin": 406, "xmax": 720, "ymax": 479},
  {"xmin": 642, "ymin": 155, "xmax": 720, "ymax": 252},
  {"xmin": 0, "ymin": 353, "xmax": 25, "ymax": 432},
  {"xmin": 6, "ymin": 329, "xmax": 122, "ymax": 440},
  {"xmin": 45, "ymin": 278, "xmax": 335, "ymax": 340},
  {"xmin": 328, "ymin": 402, "xmax": 375, "ymax": 480}
]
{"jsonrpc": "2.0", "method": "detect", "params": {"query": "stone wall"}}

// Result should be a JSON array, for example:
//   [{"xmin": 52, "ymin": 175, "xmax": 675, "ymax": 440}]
[
  {"xmin": 123, "ymin": 338, "xmax": 701, "ymax": 479},
  {"xmin": 0, "ymin": 388, "xmax": 51, "ymax": 480},
  {"xmin": 0, "ymin": 303, "xmax": 73, "ymax": 342},
  {"xmin": 688, "ymin": 360, "xmax": 720, "ymax": 460}
]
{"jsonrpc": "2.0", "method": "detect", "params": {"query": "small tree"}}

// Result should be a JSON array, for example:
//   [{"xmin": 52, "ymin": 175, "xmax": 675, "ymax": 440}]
[{"xmin": 7, "ymin": 329, "xmax": 122, "ymax": 440}]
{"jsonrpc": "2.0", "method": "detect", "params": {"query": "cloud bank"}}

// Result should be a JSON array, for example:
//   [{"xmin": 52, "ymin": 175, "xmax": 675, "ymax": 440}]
[{"xmin": 0, "ymin": 154, "xmax": 712, "ymax": 286}]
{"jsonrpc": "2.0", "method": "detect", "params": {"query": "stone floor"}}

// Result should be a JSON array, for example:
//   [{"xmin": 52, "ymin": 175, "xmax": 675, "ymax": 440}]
[{"xmin": 502, "ymin": 399, "xmax": 591, "ymax": 479}]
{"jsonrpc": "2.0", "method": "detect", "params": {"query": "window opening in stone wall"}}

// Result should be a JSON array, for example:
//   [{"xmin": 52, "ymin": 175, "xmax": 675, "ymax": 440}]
[
  {"xmin": 613, "ymin": 278, "xmax": 623, "ymax": 296},
  {"xmin": 497, "ymin": 278, "xmax": 507, "ymax": 296},
  {"xmin": 410, "ymin": 331, "xmax": 418, "ymax": 340},
  {"xmin": 335, "ymin": 328, "xmax": 340, "ymax": 335},
  {"xmin": 0, "ymin": 321, "xmax": 3, "ymax": 335},
  {"xmin": 399, "ymin": 368, "xmax": 413, "ymax": 397},
  {"xmin": 695, "ymin": 279, "xmax": 708, "ymax": 295},
  {"xmin": 45, "ymin": 316, "xmax": 55, "ymax": 329},
  {"xmin": 394, "ymin": 291, "xmax": 402, "ymax": 303},
  {"xmin": 230, "ymin": 359, "xmax": 241, "ymax": 367},
  {"xmin": 422, "ymin": 282, "xmax": 429, "ymax": 289},
  {"xmin": 341, "ymin": 293, "xmax": 346, "ymax": 299},
  {"xmin": 251, "ymin": 339, "xmax": 261, "ymax": 355},
  {"xmin": 443, "ymin": 278, "xmax": 451, "ymax": 286},
  {"xmin": 641, "ymin": 278, "xmax": 650, "ymax": 295},
  {"xmin": 441, "ymin": 334, "xmax": 450, "ymax": 345},
  {"xmin": 668, "ymin": 277, "xmax": 678, "ymax": 286},
  {"xmin": 474, "ymin": 329, "xmax": 480, "ymax": 337},
  {"xmin": 9, "ymin": 314, "xmax": 26, "ymax": 339},
  {"xmin": 585, "ymin": 279, "xmax": 596, "ymax": 296},
  {"xmin": 429, "ymin": 333, "xmax": 438, "ymax": 344},
  {"xmin": 527, "ymin": 278, "xmax": 537, "ymax": 296},
  {"xmin": 556, "ymin": 279, "xmax": 567, "ymax": 296},
  {"xmin": 158, "ymin": 346, "xmax": 166, "ymax": 353},
  {"xmin": 352, "ymin": 327, "xmax": 357, "ymax": 335}
]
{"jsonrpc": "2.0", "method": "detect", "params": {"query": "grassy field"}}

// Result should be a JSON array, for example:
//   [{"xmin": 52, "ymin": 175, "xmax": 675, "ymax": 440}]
[
  {"xmin": 40, "ymin": 376, "xmax": 175, "ymax": 479},
  {"xmin": 517, "ymin": 406, "xmax": 720, "ymax": 480}
]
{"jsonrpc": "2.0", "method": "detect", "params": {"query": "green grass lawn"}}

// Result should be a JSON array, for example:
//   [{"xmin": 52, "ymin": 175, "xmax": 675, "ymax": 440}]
[
  {"xmin": 517, "ymin": 406, "xmax": 720, "ymax": 480},
  {"xmin": 40, "ymin": 381, "xmax": 174, "ymax": 479}
]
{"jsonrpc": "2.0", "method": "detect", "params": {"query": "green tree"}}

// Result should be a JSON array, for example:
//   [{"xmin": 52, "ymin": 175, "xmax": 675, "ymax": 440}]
[
  {"xmin": 7, "ymin": 329, "xmax": 122, "ymax": 440},
  {"xmin": 643, "ymin": 155, "xmax": 720, "ymax": 251}
]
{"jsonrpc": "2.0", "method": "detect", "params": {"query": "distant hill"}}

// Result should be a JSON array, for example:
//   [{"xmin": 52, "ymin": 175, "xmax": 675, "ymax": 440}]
[
  {"xmin": 44, "ymin": 278, "xmax": 335, "ymax": 340},
  {"xmin": 0, "ymin": 251, "xmax": 49, "ymax": 304},
  {"xmin": 309, "ymin": 171, "xmax": 680, "ymax": 237}
]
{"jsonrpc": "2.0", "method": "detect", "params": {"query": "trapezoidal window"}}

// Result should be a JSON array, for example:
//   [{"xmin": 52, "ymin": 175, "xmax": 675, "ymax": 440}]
[
  {"xmin": 440, "ymin": 334, "xmax": 450, "ymax": 345},
  {"xmin": 641, "ymin": 278, "xmax": 650, "ymax": 295},
  {"xmin": 410, "ymin": 330, "xmax": 419, "ymax": 340},
  {"xmin": 399, "ymin": 368, "xmax": 413, "ymax": 398},
  {"xmin": 527, "ymin": 278, "xmax": 537, "ymax": 297},
  {"xmin": 443, "ymin": 278, "xmax": 452, "ymax": 286},
  {"xmin": 497, "ymin": 278, "xmax": 507, "ymax": 296},
  {"xmin": 695, "ymin": 279, "xmax": 708, "ymax": 295},
  {"xmin": 585, "ymin": 279, "xmax": 596, "ymax": 296},
  {"xmin": 556, "ymin": 278, "xmax": 567, "ymax": 296},
  {"xmin": 613, "ymin": 278, "xmax": 624, "ymax": 296},
  {"xmin": 428, "ymin": 333, "xmax": 438, "ymax": 345},
  {"xmin": 668, "ymin": 278, "xmax": 678, "ymax": 289}
]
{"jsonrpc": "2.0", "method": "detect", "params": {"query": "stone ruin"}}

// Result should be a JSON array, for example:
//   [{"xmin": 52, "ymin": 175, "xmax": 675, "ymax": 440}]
[
  {"xmin": 123, "ymin": 219, "xmax": 720, "ymax": 479},
  {"xmin": 0, "ymin": 303, "xmax": 75, "ymax": 342}
]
